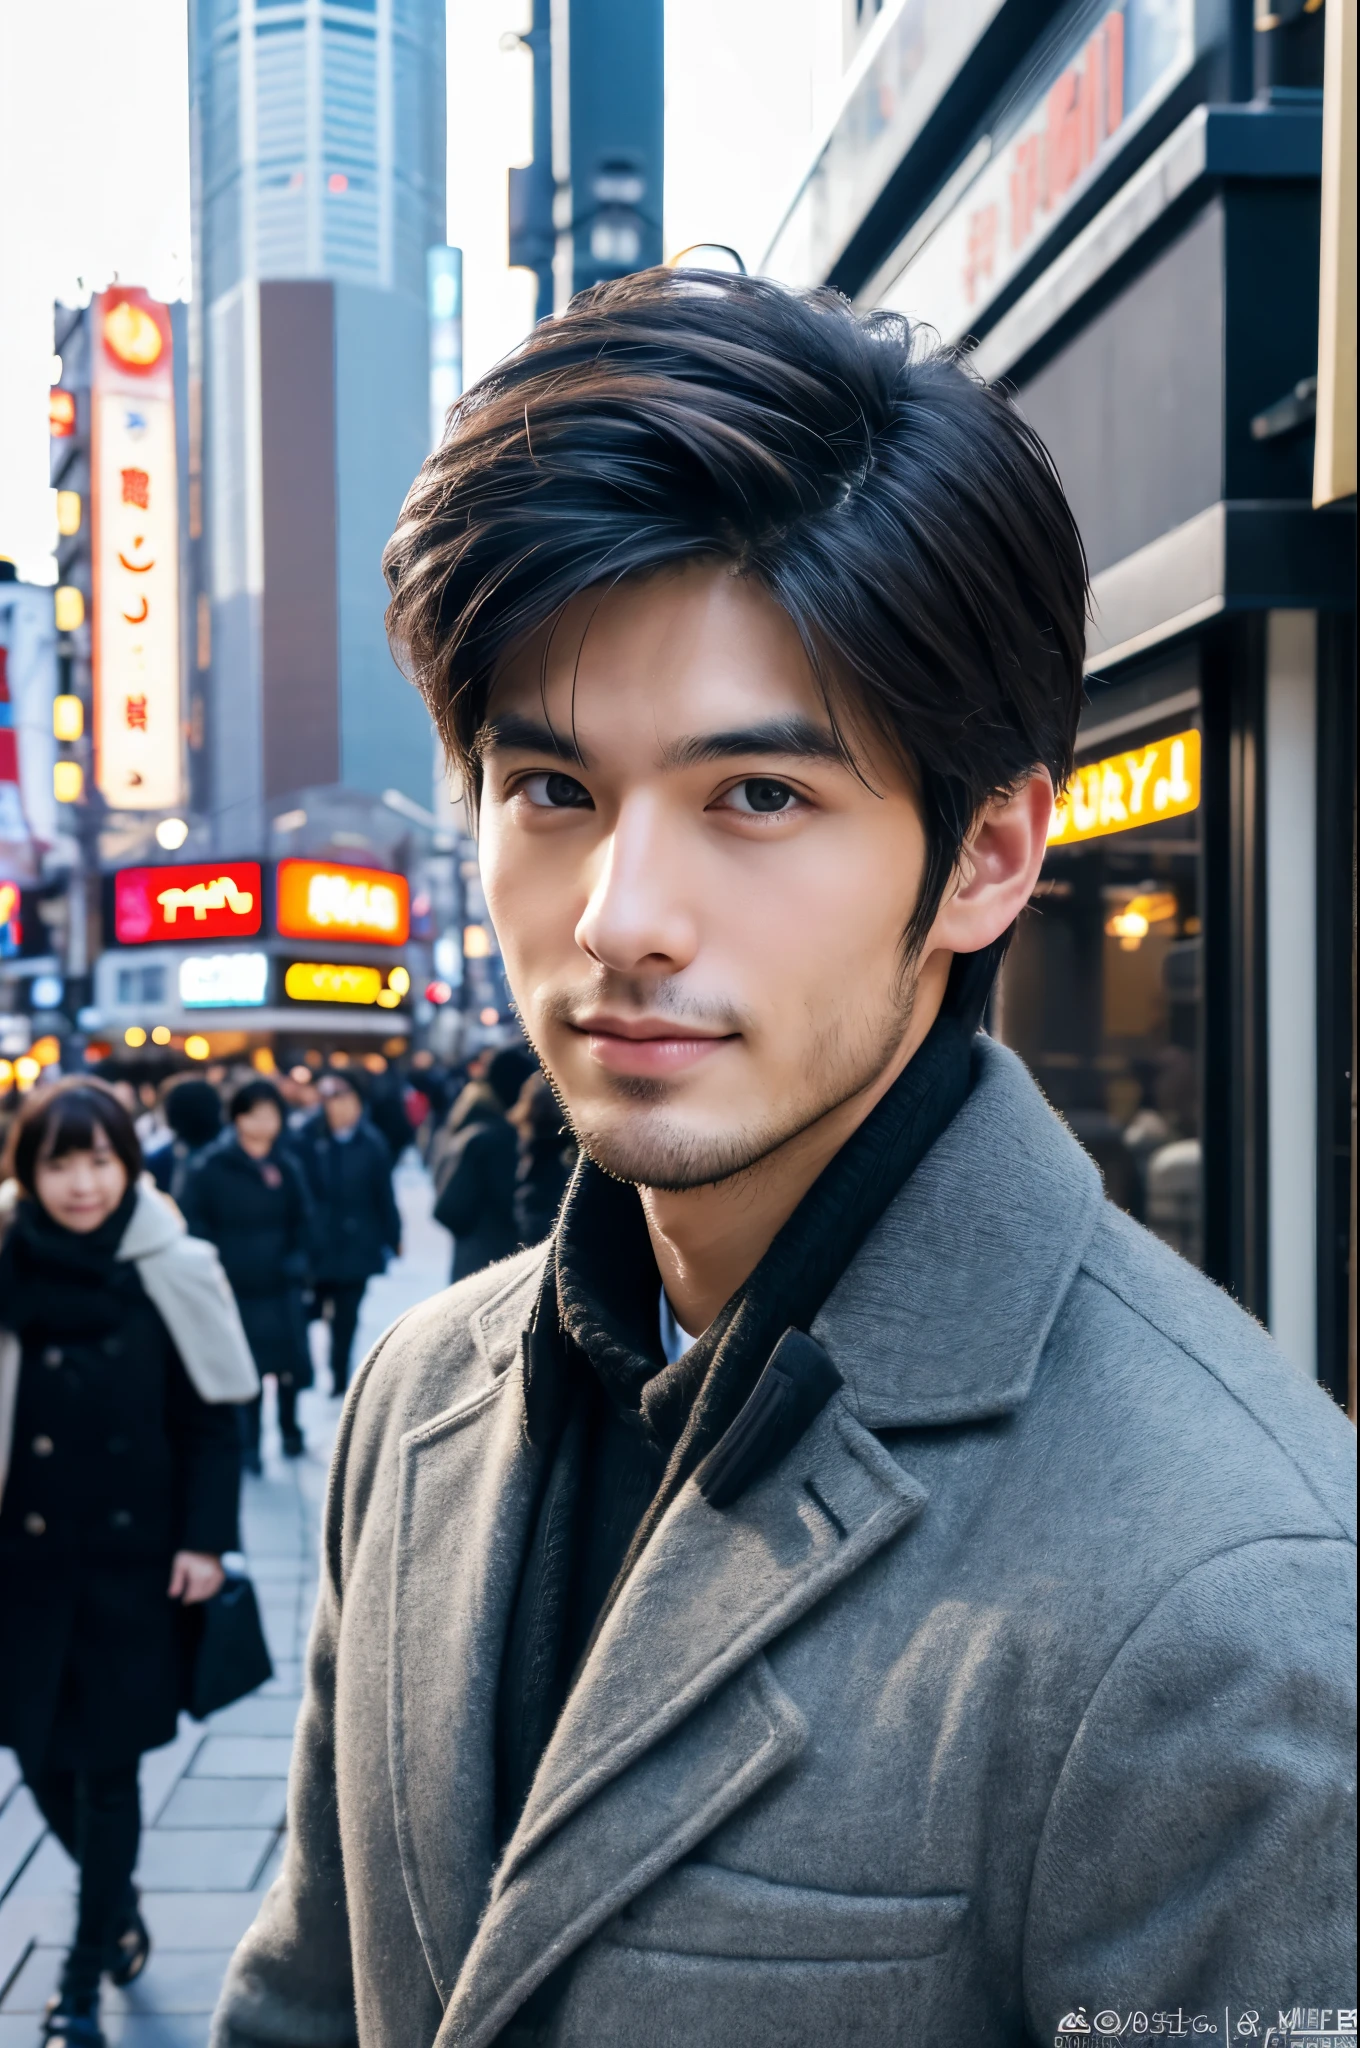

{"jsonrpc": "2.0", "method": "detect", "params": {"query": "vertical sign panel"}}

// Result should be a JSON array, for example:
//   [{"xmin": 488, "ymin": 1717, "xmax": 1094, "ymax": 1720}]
[{"xmin": 92, "ymin": 287, "xmax": 183, "ymax": 810}]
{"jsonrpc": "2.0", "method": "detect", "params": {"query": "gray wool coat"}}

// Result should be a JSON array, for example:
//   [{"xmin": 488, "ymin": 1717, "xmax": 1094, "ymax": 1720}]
[{"xmin": 211, "ymin": 1039, "xmax": 1356, "ymax": 2048}]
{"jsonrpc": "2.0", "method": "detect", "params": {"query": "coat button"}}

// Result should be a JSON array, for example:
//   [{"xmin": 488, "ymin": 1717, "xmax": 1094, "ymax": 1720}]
[
  {"xmin": 32, "ymin": 1436, "xmax": 54, "ymax": 1457},
  {"xmin": 23, "ymin": 1513, "xmax": 46, "ymax": 1536},
  {"xmin": 42, "ymin": 1346, "xmax": 62, "ymax": 1368},
  {"xmin": 110, "ymin": 1509, "xmax": 133, "ymax": 1530}
]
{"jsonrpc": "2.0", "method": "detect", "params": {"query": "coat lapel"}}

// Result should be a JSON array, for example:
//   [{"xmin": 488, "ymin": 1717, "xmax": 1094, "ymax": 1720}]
[
  {"xmin": 437, "ymin": 1393, "xmax": 926, "ymax": 2048},
  {"xmin": 388, "ymin": 1353, "xmax": 545, "ymax": 2003}
]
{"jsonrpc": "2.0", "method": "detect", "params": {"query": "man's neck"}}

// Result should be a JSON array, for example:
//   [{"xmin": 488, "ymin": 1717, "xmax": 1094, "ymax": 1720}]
[{"xmin": 640, "ymin": 955, "xmax": 950, "ymax": 1336}]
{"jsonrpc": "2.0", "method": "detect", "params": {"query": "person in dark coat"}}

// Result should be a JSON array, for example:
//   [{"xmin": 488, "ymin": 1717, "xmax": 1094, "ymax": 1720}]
[
  {"xmin": 180, "ymin": 1079, "xmax": 314, "ymax": 1466},
  {"xmin": 0, "ymin": 1082, "xmax": 252, "ymax": 2046},
  {"xmin": 432, "ymin": 1048, "xmax": 536, "ymax": 1282},
  {"xmin": 296, "ymin": 1074, "xmax": 402, "ymax": 1397},
  {"xmin": 510, "ymin": 1071, "xmax": 575, "ymax": 1247},
  {"xmin": 143, "ymin": 1076, "xmax": 223, "ymax": 1202}
]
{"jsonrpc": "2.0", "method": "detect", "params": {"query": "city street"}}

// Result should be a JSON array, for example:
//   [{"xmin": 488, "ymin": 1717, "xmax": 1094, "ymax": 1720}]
[{"xmin": 0, "ymin": 1158, "xmax": 448, "ymax": 2046}]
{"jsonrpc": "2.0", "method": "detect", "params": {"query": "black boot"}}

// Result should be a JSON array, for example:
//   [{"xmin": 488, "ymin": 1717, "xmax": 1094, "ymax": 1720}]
[
  {"xmin": 109, "ymin": 1891, "xmax": 150, "ymax": 1985},
  {"xmin": 43, "ymin": 1946, "xmax": 106, "ymax": 2046}
]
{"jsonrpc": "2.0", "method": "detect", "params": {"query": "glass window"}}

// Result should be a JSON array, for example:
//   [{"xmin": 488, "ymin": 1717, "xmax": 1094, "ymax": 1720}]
[{"xmin": 997, "ymin": 681, "xmax": 1204, "ymax": 1267}]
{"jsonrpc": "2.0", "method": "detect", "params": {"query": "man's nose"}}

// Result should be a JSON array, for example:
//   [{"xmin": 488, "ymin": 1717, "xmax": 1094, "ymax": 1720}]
[{"xmin": 574, "ymin": 795, "xmax": 698, "ymax": 976}]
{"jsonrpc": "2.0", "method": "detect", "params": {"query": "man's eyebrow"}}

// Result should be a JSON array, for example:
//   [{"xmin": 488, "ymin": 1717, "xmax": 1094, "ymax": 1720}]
[
  {"xmin": 477, "ymin": 713, "xmax": 585, "ymax": 765},
  {"xmin": 661, "ymin": 717, "xmax": 845, "ymax": 769}
]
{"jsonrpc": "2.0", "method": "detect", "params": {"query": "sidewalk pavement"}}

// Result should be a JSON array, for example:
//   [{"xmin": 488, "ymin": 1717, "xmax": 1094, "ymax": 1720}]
[{"xmin": 0, "ymin": 1155, "xmax": 450, "ymax": 2046}]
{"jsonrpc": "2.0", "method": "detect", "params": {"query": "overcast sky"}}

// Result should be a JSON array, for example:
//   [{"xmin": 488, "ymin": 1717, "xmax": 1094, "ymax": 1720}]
[{"xmin": 0, "ymin": 0, "xmax": 840, "ymax": 585}]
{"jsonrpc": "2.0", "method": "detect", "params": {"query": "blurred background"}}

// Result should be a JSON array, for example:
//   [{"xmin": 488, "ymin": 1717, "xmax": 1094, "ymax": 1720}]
[{"xmin": 0, "ymin": 0, "xmax": 1353, "ymax": 1404}]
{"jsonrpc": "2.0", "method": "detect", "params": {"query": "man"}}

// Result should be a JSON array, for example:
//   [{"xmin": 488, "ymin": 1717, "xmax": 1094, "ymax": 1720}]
[
  {"xmin": 297, "ymin": 1073, "xmax": 402, "ymax": 1397},
  {"xmin": 212, "ymin": 273, "xmax": 1355, "ymax": 2048}
]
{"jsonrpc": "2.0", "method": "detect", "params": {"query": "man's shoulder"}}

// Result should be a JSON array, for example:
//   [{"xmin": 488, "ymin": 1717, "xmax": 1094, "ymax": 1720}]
[
  {"xmin": 1067, "ymin": 1202, "xmax": 1354, "ymax": 1539},
  {"xmin": 346, "ymin": 1241, "xmax": 545, "ymax": 1443}
]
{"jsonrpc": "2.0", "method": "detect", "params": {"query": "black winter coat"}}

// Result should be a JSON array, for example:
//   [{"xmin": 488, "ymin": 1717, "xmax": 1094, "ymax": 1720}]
[
  {"xmin": 0, "ymin": 1197, "xmax": 240, "ymax": 1769},
  {"xmin": 433, "ymin": 1106, "xmax": 518, "ymax": 1281},
  {"xmin": 295, "ymin": 1114, "xmax": 402, "ymax": 1285},
  {"xmin": 181, "ymin": 1135, "xmax": 313, "ymax": 1388}
]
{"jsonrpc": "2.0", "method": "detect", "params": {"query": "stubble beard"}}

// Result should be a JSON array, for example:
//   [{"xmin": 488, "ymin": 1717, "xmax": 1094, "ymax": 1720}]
[{"xmin": 529, "ymin": 966, "xmax": 921, "ymax": 1194}]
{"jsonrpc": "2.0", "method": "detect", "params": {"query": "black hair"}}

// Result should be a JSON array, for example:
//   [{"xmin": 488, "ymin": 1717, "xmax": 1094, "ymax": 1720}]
[
  {"xmin": 4, "ymin": 1079, "xmax": 143, "ymax": 1195},
  {"xmin": 487, "ymin": 1046, "xmax": 538, "ymax": 1109},
  {"xmin": 228, "ymin": 1078, "xmax": 285, "ymax": 1124},
  {"xmin": 163, "ymin": 1076, "xmax": 224, "ymax": 1149},
  {"xmin": 383, "ymin": 266, "xmax": 1088, "ymax": 956}
]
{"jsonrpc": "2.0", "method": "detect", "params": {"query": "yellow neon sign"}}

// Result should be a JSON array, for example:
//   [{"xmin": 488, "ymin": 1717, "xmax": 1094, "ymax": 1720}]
[
  {"xmin": 285, "ymin": 962, "xmax": 383, "ymax": 1006},
  {"xmin": 1049, "ymin": 729, "xmax": 1201, "ymax": 847}
]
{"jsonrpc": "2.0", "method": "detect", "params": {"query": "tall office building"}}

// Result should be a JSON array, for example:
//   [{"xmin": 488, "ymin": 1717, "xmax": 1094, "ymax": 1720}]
[{"xmin": 190, "ymin": 0, "xmax": 445, "ymax": 849}]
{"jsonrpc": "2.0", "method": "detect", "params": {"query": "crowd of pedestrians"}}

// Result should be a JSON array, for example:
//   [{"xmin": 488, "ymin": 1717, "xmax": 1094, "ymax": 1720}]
[{"xmin": 0, "ymin": 1038, "xmax": 571, "ymax": 2047}]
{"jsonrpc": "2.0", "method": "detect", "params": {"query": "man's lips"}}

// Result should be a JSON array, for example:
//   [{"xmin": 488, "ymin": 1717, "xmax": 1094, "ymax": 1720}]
[{"xmin": 569, "ymin": 1013, "xmax": 738, "ymax": 1078}]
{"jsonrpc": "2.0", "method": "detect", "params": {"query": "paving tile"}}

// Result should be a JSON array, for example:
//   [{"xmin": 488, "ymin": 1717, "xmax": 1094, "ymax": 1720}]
[
  {"xmin": 4, "ymin": 1942, "xmax": 233, "ymax": 2016},
  {"xmin": 204, "ymin": 1696, "xmax": 299, "ymax": 1739},
  {"xmin": 187, "ymin": 1737, "xmax": 293, "ymax": 1781},
  {"xmin": 135, "ymin": 1832, "xmax": 275, "ymax": 1892},
  {"xmin": 139, "ymin": 1893, "xmax": 264, "ymax": 1951},
  {"xmin": 107, "ymin": 2016, "xmax": 212, "ymax": 2047},
  {"xmin": 5, "ymin": 1835, "xmax": 74, "ymax": 1902},
  {"xmin": 0, "ymin": 1783, "xmax": 46, "ymax": 1902},
  {"xmin": 257, "ymin": 1663, "xmax": 303, "ymax": 1699},
  {"xmin": 140, "ymin": 1728, "xmax": 208, "ymax": 1825},
  {"xmin": 252, "ymin": 1834, "xmax": 286, "ymax": 1894},
  {"xmin": 156, "ymin": 1780, "xmax": 286, "ymax": 1831}
]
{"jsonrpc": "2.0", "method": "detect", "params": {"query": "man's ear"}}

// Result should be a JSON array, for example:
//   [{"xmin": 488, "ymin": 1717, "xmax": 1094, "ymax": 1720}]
[{"xmin": 925, "ymin": 769, "xmax": 1054, "ymax": 960}]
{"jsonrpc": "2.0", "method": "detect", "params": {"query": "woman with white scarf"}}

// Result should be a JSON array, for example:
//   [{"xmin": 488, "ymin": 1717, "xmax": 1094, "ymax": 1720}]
[{"xmin": 0, "ymin": 1080, "xmax": 257, "ymax": 2048}]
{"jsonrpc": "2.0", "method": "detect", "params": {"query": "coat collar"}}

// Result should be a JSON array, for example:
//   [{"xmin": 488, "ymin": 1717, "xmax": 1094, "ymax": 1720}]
[{"xmin": 812, "ymin": 1035, "xmax": 1103, "ymax": 1428}]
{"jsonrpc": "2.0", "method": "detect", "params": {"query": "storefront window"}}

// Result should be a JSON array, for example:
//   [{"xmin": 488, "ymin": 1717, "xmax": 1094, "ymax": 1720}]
[{"xmin": 998, "ymin": 697, "xmax": 1204, "ymax": 1267}]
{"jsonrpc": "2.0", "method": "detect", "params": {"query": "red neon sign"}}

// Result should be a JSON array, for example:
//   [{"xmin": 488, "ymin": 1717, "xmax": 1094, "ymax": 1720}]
[{"xmin": 114, "ymin": 862, "xmax": 263, "ymax": 944}]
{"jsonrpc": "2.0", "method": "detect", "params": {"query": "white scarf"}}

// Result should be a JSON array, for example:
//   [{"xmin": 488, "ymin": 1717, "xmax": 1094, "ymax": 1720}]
[{"xmin": 0, "ymin": 1178, "xmax": 259, "ymax": 1504}]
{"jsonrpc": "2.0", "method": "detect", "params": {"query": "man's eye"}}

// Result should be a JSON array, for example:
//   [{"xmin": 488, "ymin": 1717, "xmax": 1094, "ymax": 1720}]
[
  {"xmin": 724, "ymin": 778, "xmax": 798, "ymax": 815},
  {"xmin": 519, "ymin": 772, "xmax": 592, "ymax": 809}
]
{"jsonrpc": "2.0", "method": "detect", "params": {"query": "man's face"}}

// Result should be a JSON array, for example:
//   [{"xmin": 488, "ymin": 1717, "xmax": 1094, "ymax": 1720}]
[
  {"xmin": 477, "ymin": 562, "xmax": 940, "ymax": 1192},
  {"xmin": 321, "ymin": 1081, "xmax": 363, "ymax": 1134}
]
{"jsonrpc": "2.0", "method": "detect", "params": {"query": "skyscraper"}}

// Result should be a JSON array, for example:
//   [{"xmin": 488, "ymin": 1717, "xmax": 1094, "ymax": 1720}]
[{"xmin": 190, "ymin": 0, "xmax": 445, "ymax": 848}]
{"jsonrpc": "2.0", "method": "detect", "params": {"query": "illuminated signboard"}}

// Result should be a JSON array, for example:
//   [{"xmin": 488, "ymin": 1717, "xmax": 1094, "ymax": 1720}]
[
  {"xmin": 1048, "ymin": 728, "xmax": 1200, "ymax": 848},
  {"xmin": 276, "ymin": 860, "xmax": 410, "ymax": 945},
  {"xmin": 91, "ymin": 286, "xmax": 182, "ymax": 811},
  {"xmin": 180, "ymin": 953, "xmax": 270, "ymax": 1008},
  {"xmin": 284, "ymin": 962, "xmax": 410, "ymax": 1007},
  {"xmin": 115, "ymin": 862, "xmax": 263, "ymax": 943},
  {"xmin": 880, "ymin": 0, "xmax": 1193, "ymax": 341}
]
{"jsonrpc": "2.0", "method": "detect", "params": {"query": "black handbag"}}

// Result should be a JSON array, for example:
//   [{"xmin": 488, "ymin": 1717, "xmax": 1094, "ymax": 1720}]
[{"xmin": 179, "ymin": 1570, "xmax": 275, "ymax": 1721}]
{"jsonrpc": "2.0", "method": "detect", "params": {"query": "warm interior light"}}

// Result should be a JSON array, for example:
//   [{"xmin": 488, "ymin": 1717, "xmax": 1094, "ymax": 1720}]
[
  {"xmin": 124, "ymin": 1026, "xmax": 147, "ymax": 1048},
  {"xmin": 53, "ymin": 695, "xmax": 84, "ymax": 741},
  {"xmin": 1104, "ymin": 890, "xmax": 1179, "ymax": 951},
  {"xmin": 14, "ymin": 1056, "xmax": 41, "ymax": 1090},
  {"xmin": 184, "ymin": 1034, "xmax": 211, "ymax": 1060},
  {"xmin": 252, "ymin": 1046, "xmax": 277, "ymax": 1074},
  {"xmin": 53, "ymin": 760, "xmax": 84, "ymax": 803},
  {"xmin": 463, "ymin": 924, "xmax": 491, "ymax": 958},
  {"xmin": 54, "ymin": 586, "xmax": 85, "ymax": 632},
  {"xmin": 151, "ymin": 1025, "xmax": 172, "ymax": 1045},
  {"xmin": 49, "ymin": 389, "xmax": 76, "ymax": 437},
  {"xmin": 290, "ymin": 1064, "xmax": 314, "ymax": 1084},
  {"xmin": 56, "ymin": 490, "xmax": 82, "ymax": 536},
  {"xmin": 155, "ymin": 817, "xmax": 190, "ymax": 850},
  {"xmin": 0, "ymin": 1059, "xmax": 12, "ymax": 1089},
  {"xmin": 479, "ymin": 1007, "xmax": 499, "ymax": 1026},
  {"xmin": 425, "ymin": 980, "xmax": 452, "ymax": 1005},
  {"xmin": 387, "ymin": 966, "xmax": 411, "ymax": 995},
  {"xmin": 31, "ymin": 1036, "xmax": 62, "ymax": 1067}
]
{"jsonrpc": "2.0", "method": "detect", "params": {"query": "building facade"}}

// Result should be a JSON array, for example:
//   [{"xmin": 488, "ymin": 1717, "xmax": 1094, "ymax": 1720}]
[
  {"xmin": 765, "ymin": 0, "xmax": 1355, "ymax": 1400},
  {"xmin": 190, "ymin": 0, "xmax": 446, "ymax": 847}
]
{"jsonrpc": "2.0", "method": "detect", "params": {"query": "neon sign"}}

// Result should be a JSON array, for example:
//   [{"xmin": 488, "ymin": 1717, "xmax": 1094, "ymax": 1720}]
[
  {"xmin": 276, "ymin": 860, "xmax": 410, "ymax": 946},
  {"xmin": 283, "ymin": 962, "xmax": 410, "ymax": 1007},
  {"xmin": 115, "ymin": 862, "xmax": 263, "ymax": 943},
  {"xmin": 180, "ymin": 953, "xmax": 270, "ymax": 1007},
  {"xmin": 1048, "ymin": 729, "xmax": 1200, "ymax": 848}
]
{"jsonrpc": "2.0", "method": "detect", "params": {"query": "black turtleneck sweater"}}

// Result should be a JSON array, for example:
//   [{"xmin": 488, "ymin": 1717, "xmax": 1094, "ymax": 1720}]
[{"xmin": 493, "ymin": 948, "xmax": 997, "ymax": 1856}]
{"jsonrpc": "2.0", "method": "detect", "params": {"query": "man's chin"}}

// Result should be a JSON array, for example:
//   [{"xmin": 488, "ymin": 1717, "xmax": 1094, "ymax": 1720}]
[{"xmin": 570, "ymin": 1105, "xmax": 795, "ymax": 1194}]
